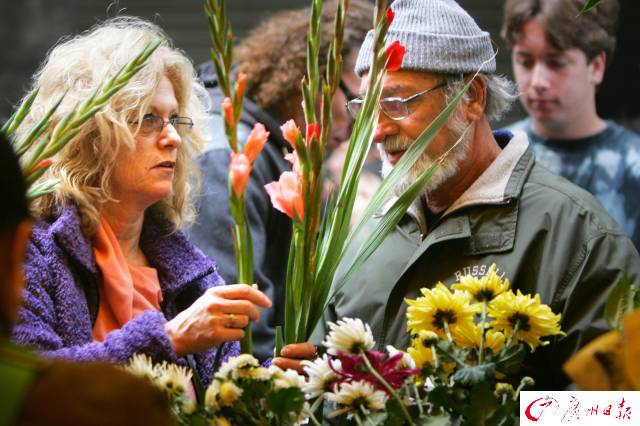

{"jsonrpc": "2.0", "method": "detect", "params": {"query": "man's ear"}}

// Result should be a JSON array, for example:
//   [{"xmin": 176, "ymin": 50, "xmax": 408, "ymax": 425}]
[
  {"xmin": 589, "ymin": 51, "xmax": 606, "ymax": 86},
  {"xmin": 464, "ymin": 75, "xmax": 487, "ymax": 122}
]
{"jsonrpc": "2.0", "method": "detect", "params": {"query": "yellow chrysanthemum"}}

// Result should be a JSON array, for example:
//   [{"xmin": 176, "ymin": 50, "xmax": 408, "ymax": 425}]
[
  {"xmin": 488, "ymin": 290, "xmax": 564, "ymax": 351},
  {"xmin": 405, "ymin": 283, "xmax": 480, "ymax": 340},
  {"xmin": 451, "ymin": 264, "xmax": 510, "ymax": 302},
  {"xmin": 455, "ymin": 324, "xmax": 506, "ymax": 354},
  {"xmin": 407, "ymin": 330, "xmax": 455, "ymax": 373}
]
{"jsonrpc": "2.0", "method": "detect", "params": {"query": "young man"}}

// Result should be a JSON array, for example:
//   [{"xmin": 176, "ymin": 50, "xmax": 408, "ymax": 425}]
[
  {"xmin": 275, "ymin": 0, "xmax": 640, "ymax": 390},
  {"xmin": 0, "ymin": 134, "xmax": 174, "ymax": 426},
  {"xmin": 502, "ymin": 0, "xmax": 640, "ymax": 248}
]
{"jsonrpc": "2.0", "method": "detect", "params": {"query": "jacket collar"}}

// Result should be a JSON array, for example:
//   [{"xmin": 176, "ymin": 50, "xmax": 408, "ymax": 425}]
[{"xmin": 50, "ymin": 205, "xmax": 216, "ymax": 297}]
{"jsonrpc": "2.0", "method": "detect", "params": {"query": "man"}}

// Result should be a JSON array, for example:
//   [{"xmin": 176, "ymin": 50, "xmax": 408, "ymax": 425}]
[
  {"xmin": 276, "ymin": 0, "xmax": 640, "ymax": 389},
  {"xmin": 502, "ymin": 0, "xmax": 640, "ymax": 248},
  {"xmin": 187, "ymin": 0, "xmax": 373, "ymax": 361},
  {"xmin": 0, "ymin": 133, "xmax": 175, "ymax": 426}
]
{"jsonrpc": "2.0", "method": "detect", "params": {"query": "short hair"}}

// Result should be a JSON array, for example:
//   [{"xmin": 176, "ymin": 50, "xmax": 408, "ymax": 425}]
[
  {"xmin": 501, "ymin": 0, "xmax": 619, "ymax": 65},
  {"xmin": 441, "ymin": 74, "xmax": 518, "ymax": 123},
  {"xmin": 15, "ymin": 16, "xmax": 209, "ymax": 236},
  {"xmin": 235, "ymin": 0, "xmax": 374, "ymax": 109},
  {"xmin": 0, "ymin": 132, "xmax": 29, "ymax": 233}
]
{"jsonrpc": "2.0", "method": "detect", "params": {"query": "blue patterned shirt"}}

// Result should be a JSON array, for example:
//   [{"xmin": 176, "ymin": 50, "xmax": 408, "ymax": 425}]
[{"xmin": 507, "ymin": 118, "xmax": 640, "ymax": 249}]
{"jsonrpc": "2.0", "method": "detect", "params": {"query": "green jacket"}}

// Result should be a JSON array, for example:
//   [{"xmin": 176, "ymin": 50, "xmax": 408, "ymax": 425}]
[{"xmin": 312, "ymin": 131, "xmax": 640, "ymax": 389}]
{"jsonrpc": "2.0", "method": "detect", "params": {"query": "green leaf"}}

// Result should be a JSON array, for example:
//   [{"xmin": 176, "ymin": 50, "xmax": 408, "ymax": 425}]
[
  {"xmin": 462, "ymin": 381, "xmax": 500, "ymax": 426},
  {"xmin": 452, "ymin": 364, "xmax": 496, "ymax": 386},
  {"xmin": 418, "ymin": 413, "xmax": 453, "ymax": 426},
  {"xmin": 266, "ymin": 387, "xmax": 305, "ymax": 416},
  {"xmin": 494, "ymin": 345, "xmax": 526, "ymax": 375},
  {"xmin": 604, "ymin": 273, "xmax": 638, "ymax": 330},
  {"xmin": 579, "ymin": 0, "xmax": 601, "ymax": 15}
]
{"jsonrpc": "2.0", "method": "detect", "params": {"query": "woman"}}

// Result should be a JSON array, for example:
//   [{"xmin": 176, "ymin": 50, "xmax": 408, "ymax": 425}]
[{"xmin": 10, "ymin": 17, "xmax": 270, "ymax": 384}]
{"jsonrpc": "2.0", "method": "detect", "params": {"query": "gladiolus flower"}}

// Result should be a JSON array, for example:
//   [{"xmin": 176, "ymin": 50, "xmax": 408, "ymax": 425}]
[
  {"xmin": 386, "ymin": 8, "xmax": 394, "ymax": 25},
  {"xmin": 284, "ymin": 151, "xmax": 302, "ymax": 176},
  {"xmin": 229, "ymin": 153, "xmax": 251, "ymax": 198},
  {"xmin": 385, "ymin": 40, "xmax": 406, "ymax": 72},
  {"xmin": 280, "ymin": 119, "xmax": 300, "ymax": 148},
  {"xmin": 235, "ymin": 73, "xmax": 247, "ymax": 102},
  {"xmin": 243, "ymin": 123, "xmax": 269, "ymax": 163},
  {"xmin": 306, "ymin": 123, "xmax": 320, "ymax": 143},
  {"xmin": 264, "ymin": 171, "xmax": 304, "ymax": 221},
  {"xmin": 222, "ymin": 97, "xmax": 234, "ymax": 128},
  {"xmin": 31, "ymin": 159, "xmax": 52, "ymax": 172}
]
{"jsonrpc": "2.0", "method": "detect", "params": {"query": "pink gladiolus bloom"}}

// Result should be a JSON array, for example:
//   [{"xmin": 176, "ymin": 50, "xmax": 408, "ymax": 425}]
[
  {"xmin": 264, "ymin": 171, "xmax": 304, "ymax": 221},
  {"xmin": 386, "ymin": 8, "xmax": 394, "ymax": 25},
  {"xmin": 222, "ymin": 97, "xmax": 234, "ymax": 128},
  {"xmin": 280, "ymin": 119, "xmax": 300, "ymax": 149},
  {"xmin": 385, "ymin": 41, "xmax": 406, "ymax": 72},
  {"xmin": 229, "ymin": 153, "xmax": 251, "ymax": 197},
  {"xmin": 243, "ymin": 123, "xmax": 269, "ymax": 163},
  {"xmin": 284, "ymin": 151, "xmax": 301, "ymax": 176},
  {"xmin": 306, "ymin": 123, "xmax": 320, "ymax": 144},
  {"xmin": 236, "ymin": 73, "xmax": 247, "ymax": 101}
]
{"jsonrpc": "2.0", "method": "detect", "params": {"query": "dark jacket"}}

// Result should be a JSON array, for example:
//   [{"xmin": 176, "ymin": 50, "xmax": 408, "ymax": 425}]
[
  {"xmin": 11, "ymin": 205, "xmax": 238, "ymax": 385},
  {"xmin": 187, "ymin": 61, "xmax": 292, "ymax": 361},
  {"xmin": 313, "ymin": 131, "xmax": 640, "ymax": 389}
]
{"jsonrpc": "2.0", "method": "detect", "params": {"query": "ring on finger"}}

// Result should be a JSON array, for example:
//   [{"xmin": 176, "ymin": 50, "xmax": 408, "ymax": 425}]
[{"xmin": 227, "ymin": 313, "xmax": 236, "ymax": 328}]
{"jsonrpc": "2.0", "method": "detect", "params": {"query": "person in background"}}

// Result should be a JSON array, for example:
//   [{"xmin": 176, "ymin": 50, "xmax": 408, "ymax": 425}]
[
  {"xmin": 10, "ymin": 17, "xmax": 271, "ymax": 387},
  {"xmin": 275, "ymin": 0, "xmax": 640, "ymax": 390},
  {"xmin": 188, "ymin": 0, "xmax": 373, "ymax": 362},
  {"xmin": 0, "ymin": 132, "xmax": 175, "ymax": 426},
  {"xmin": 502, "ymin": 0, "xmax": 640, "ymax": 249}
]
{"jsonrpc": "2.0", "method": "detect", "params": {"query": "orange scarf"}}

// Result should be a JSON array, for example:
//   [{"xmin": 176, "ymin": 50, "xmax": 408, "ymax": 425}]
[{"xmin": 92, "ymin": 217, "xmax": 162, "ymax": 342}]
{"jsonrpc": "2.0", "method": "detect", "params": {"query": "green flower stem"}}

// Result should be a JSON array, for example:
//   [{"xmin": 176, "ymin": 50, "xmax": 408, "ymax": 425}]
[
  {"xmin": 360, "ymin": 350, "xmax": 415, "ymax": 426},
  {"xmin": 431, "ymin": 344, "xmax": 439, "ymax": 371},
  {"xmin": 478, "ymin": 301, "xmax": 488, "ymax": 364},
  {"xmin": 443, "ymin": 321, "xmax": 454, "ymax": 344},
  {"xmin": 502, "ymin": 320, "xmax": 521, "ymax": 356},
  {"xmin": 412, "ymin": 383, "xmax": 424, "ymax": 417},
  {"xmin": 354, "ymin": 412, "xmax": 365, "ymax": 426}
]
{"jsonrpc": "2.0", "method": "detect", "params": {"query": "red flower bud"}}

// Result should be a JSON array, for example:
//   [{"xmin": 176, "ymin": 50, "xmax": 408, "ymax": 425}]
[
  {"xmin": 243, "ymin": 123, "xmax": 269, "ymax": 163},
  {"xmin": 235, "ymin": 73, "xmax": 247, "ymax": 102},
  {"xmin": 386, "ymin": 8, "xmax": 395, "ymax": 25},
  {"xmin": 306, "ymin": 123, "xmax": 320, "ymax": 144},
  {"xmin": 385, "ymin": 40, "xmax": 406, "ymax": 72},
  {"xmin": 31, "ymin": 159, "xmax": 52, "ymax": 173},
  {"xmin": 229, "ymin": 153, "xmax": 251, "ymax": 198},
  {"xmin": 222, "ymin": 97, "xmax": 234, "ymax": 128}
]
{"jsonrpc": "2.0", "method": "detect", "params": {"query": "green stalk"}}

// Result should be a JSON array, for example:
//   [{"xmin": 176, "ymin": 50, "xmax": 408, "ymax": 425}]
[
  {"xmin": 478, "ymin": 301, "xmax": 487, "ymax": 364},
  {"xmin": 360, "ymin": 349, "xmax": 415, "ymax": 425}
]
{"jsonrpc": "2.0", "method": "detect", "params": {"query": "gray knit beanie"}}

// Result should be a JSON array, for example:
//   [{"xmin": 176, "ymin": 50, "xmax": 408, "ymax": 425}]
[{"xmin": 355, "ymin": 0, "xmax": 496, "ymax": 76}]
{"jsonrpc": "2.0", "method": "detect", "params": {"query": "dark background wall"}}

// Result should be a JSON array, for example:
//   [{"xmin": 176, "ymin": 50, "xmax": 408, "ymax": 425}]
[{"xmin": 2, "ymin": 0, "xmax": 638, "ymax": 130}]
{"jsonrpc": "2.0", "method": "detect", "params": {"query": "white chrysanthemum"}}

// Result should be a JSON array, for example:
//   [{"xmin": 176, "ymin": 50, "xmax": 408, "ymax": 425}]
[
  {"xmin": 215, "ymin": 354, "xmax": 260, "ymax": 380},
  {"xmin": 179, "ymin": 396, "xmax": 196, "ymax": 415},
  {"xmin": 323, "ymin": 317, "xmax": 375, "ymax": 355},
  {"xmin": 125, "ymin": 353, "xmax": 158, "ymax": 383},
  {"xmin": 156, "ymin": 362, "xmax": 192, "ymax": 396},
  {"xmin": 302, "ymin": 354, "xmax": 341, "ymax": 398},
  {"xmin": 218, "ymin": 381, "xmax": 243, "ymax": 407},
  {"xmin": 326, "ymin": 380, "xmax": 388, "ymax": 417},
  {"xmin": 204, "ymin": 380, "xmax": 221, "ymax": 411},
  {"xmin": 386, "ymin": 345, "xmax": 416, "ymax": 370},
  {"xmin": 273, "ymin": 368, "xmax": 306, "ymax": 390},
  {"xmin": 246, "ymin": 366, "xmax": 271, "ymax": 381}
]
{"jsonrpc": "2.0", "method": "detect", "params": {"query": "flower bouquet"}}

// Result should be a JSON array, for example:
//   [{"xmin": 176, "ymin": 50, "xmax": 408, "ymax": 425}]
[
  {"xmin": 125, "ymin": 353, "xmax": 308, "ymax": 426},
  {"xmin": 304, "ymin": 265, "xmax": 564, "ymax": 425}
]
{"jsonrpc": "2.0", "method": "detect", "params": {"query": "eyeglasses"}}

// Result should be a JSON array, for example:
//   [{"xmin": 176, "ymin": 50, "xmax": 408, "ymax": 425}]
[
  {"xmin": 345, "ymin": 81, "xmax": 446, "ymax": 121},
  {"xmin": 339, "ymin": 79, "xmax": 358, "ymax": 102},
  {"xmin": 130, "ymin": 114, "xmax": 194, "ymax": 137}
]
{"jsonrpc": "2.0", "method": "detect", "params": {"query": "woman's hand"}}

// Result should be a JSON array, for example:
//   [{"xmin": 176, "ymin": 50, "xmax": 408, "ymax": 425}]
[
  {"xmin": 164, "ymin": 284, "xmax": 271, "ymax": 357},
  {"xmin": 272, "ymin": 342, "xmax": 317, "ymax": 374}
]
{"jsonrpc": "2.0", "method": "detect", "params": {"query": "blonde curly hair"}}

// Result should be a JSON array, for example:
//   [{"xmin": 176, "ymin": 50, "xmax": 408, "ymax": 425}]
[
  {"xmin": 16, "ymin": 16, "xmax": 209, "ymax": 236},
  {"xmin": 235, "ymin": 0, "xmax": 373, "ymax": 110}
]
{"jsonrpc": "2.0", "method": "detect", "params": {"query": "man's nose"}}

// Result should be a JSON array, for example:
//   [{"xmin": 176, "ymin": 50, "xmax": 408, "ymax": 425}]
[
  {"xmin": 530, "ymin": 63, "xmax": 551, "ymax": 93},
  {"xmin": 373, "ymin": 113, "xmax": 397, "ymax": 143}
]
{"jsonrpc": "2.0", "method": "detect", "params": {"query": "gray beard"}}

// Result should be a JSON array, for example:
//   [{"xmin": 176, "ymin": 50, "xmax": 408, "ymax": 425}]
[{"xmin": 378, "ymin": 118, "xmax": 472, "ymax": 196}]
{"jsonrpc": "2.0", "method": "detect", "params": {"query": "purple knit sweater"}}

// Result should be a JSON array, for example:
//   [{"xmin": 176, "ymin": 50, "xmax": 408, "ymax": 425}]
[{"xmin": 11, "ymin": 205, "xmax": 239, "ymax": 385}]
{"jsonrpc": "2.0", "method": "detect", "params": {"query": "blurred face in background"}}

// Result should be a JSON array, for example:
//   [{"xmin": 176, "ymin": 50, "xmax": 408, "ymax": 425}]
[{"xmin": 511, "ymin": 18, "xmax": 605, "ymax": 134}]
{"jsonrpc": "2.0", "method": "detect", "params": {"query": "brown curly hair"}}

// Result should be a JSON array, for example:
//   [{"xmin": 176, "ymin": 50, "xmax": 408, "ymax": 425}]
[{"xmin": 235, "ymin": 0, "xmax": 374, "ymax": 109}]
